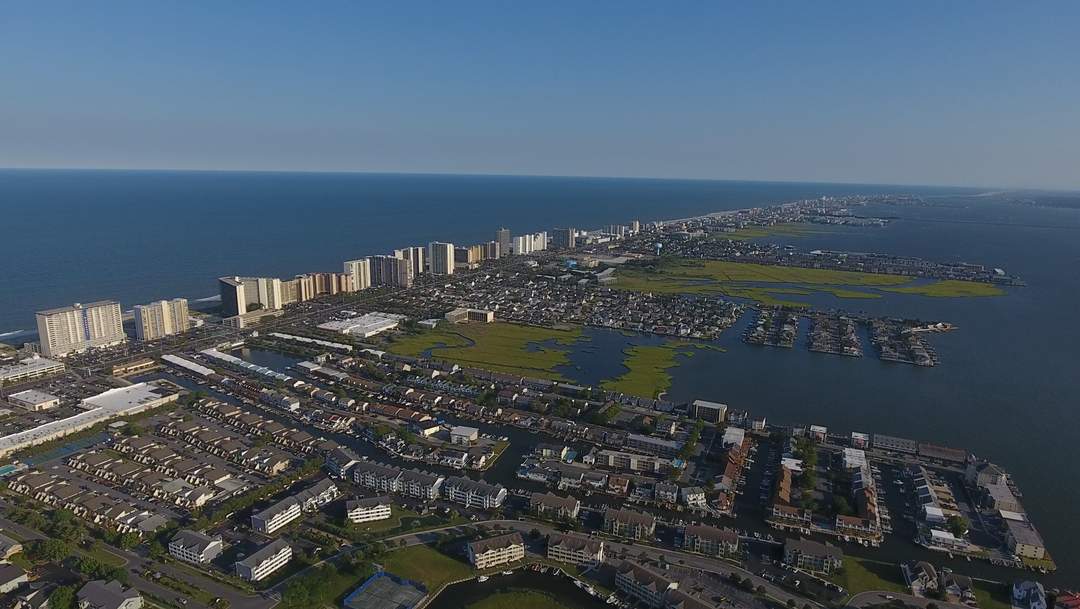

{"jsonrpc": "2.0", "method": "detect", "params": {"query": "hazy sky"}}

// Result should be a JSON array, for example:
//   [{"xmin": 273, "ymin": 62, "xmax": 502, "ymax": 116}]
[{"xmin": 3, "ymin": 2, "xmax": 1079, "ymax": 189}]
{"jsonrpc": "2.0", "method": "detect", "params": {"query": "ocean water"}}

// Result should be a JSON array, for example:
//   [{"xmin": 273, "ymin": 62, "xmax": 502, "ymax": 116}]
[
  {"xmin": 0, "ymin": 169, "xmax": 967, "ymax": 334},
  {"xmin": 2, "ymin": 169, "xmax": 1078, "ymax": 581}
]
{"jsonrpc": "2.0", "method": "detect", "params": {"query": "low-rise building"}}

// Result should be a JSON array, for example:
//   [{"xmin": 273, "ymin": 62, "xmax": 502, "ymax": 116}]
[
  {"xmin": 235, "ymin": 539, "xmax": 292, "ymax": 582},
  {"xmin": 0, "ymin": 563, "xmax": 28, "ymax": 594},
  {"xmin": 530, "ymin": 491, "xmax": 581, "ymax": 520},
  {"xmin": 1004, "ymin": 519, "xmax": 1046, "ymax": 560},
  {"xmin": 8, "ymin": 389, "xmax": 60, "ymax": 411},
  {"xmin": 76, "ymin": 580, "xmax": 143, "ymax": 609},
  {"xmin": 783, "ymin": 538, "xmax": 843, "ymax": 575},
  {"xmin": 604, "ymin": 508, "xmax": 656, "ymax": 540},
  {"xmin": 547, "ymin": 533, "xmax": 604, "ymax": 567},
  {"xmin": 682, "ymin": 524, "xmax": 739, "ymax": 558},
  {"xmin": 443, "ymin": 476, "xmax": 506, "ymax": 509},
  {"xmin": 168, "ymin": 530, "xmax": 223, "ymax": 565},
  {"xmin": 251, "ymin": 478, "xmax": 339, "ymax": 534},
  {"xmin": 467, "ymin": 533, "xmax": 525, "ymax": 569},
  {"xmin": 0, "ymin": 531, "xmax": 23, "ymax": 559},
  {"xmin": 450, "ymin": 426, "xmax": 479, "ymax": 445},
  {"xmin": 614, "ymin": 561, "xmax": 677, "ymax": 608},
  {"xmin": 346, "ymin": 496, "xmax": 393, "ymax": 524}
]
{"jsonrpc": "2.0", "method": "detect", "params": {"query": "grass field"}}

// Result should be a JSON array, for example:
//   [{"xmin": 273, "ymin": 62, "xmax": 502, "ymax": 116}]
[
  {"xmin": 833, "ymin": 557, "xmax": 908, "ymax": 597},
  {"xmin": 467, "ymin": 590, "xmax": 570, "ymax": 609},
  {"xmin": 614, "ymin": 259, "xmax": 1002, "ymax": 306},
  {"xmin": 881, "ymin": 280, "xmax": 1005, "ymax": 297},
  {"xmin": 385, "ymin": 322, "xmax": 583, "ymax": 380},
  {"xmin": 601, "ymin": 344, "xmax": 684, "ymax": 398},
  {"xmin": 381, "ymin": 545, "xmax": 475, "ymax": 591}
]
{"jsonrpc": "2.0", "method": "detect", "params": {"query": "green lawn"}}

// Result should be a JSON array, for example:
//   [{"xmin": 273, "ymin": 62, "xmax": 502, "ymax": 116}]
[
  {"xmin": 832, "ymin": 558, "xmax": 907, "ymax": 596},
  {"xmin": 385, "ymin": 322, "xmax": 583, "ymax": 380},
  {"xmin": 467, "ymin": 590, "xmax": 571, "ymax": 609},
  {"xmin": 380, "ymin": 545, "xmax": 475, "ymax": 591}
]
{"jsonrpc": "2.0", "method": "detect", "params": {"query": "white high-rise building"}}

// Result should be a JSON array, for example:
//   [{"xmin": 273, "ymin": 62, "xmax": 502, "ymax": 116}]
[
  {"xmin": 428, "ymin": 242, "xmax": 455, "ymax": 275},
  {"xmin": 394, "ymin": 246, "xmax": 426, "ymax": 277},
  {"xmin": 35, "ymin": 301, "xmax": 126, "ymax": 358},
  {"xmin": 512, "ymin": 234, "xmax": 532, "ymax": 255},
  {"xmin": 344, "ymin": 259, "xmax": 372, "ymax": 290},
  {"xmin": 134, "ymin": 298, "xmax": 190, "ymax": 341}
]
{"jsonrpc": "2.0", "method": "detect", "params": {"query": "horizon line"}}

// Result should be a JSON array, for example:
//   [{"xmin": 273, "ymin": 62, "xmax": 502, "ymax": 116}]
[{"xmin": 3, "ymin": 165, "xmax": 1077, "ymax": 194}]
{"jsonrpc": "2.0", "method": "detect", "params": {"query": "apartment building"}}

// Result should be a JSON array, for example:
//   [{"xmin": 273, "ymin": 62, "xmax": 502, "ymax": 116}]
[
  {"xmin": 614, "ymin": 561, "xmax": 677, "ymax": 608},
  {"xmin": 530, "ymin": 491, "xmax": 581, "ymax": 520},
  {"xmin": 467, "ymin": 533, "xmax": 525, "ymax": 569},
  {"xmin": 428, "ymin": 241, "xmax": 455, "ymax": 275},
  {"xmin": 547, "ymin": 533, "xmax": 604, "ymax": 567},
  {"xmin": 443, "ymin": 476, "xmax": 506, "ymax": 509},
  {"xmin": 251, "ymin": 478, "xmax": 339, "ymax": 534},
  {"xmin": 604, "ymin": 508, "xmax": 656, "ymax": 540},
  {"xmin": 783, "ymin": 538, "xmax": 843, "ymax": 575},
  {"xmin": 235, "ymin": 539, "xmax": 292, "ymax": 582},
  {"xmin": 344, "ymin": 259, "xmax": 372, "ymax": 290},
  {"xmin": 169, "ymin": 530, "xmax": 224, "ymax": 564},
  {"xmin": 346, "ymin": 496, "xmax": 393, "ymax": 524},
  {"xmin": 35, "ymin": 300, "xmax": 125, "ymax": 357},
  {"xmin": 682, "ymin": 524, "xmax": 739, "ymax": 557},
  {"xmin": 134, "ymin": 298, "xmax": 189, "ymax": 341}
]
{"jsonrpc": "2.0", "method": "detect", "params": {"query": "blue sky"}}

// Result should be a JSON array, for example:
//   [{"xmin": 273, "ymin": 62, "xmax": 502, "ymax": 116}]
[{"xmin": 2, "ymin": 1, "xmax": 1078, "ymax": 188}]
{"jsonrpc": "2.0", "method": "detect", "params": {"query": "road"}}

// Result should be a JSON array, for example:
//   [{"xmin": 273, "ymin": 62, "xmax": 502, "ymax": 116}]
[
  {"xmin": 0, "ymin": 513, "xmax": 275, "ymax": 609},
  {"xmin": 273, "ymin": 518, "xmax": 824, "ymax": 609}
]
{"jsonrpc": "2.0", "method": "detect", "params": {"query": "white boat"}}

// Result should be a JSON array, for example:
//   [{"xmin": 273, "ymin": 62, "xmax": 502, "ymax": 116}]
[
  {"xmin": 478, "ymin": 576, "xmax": 489, "ymax": 582},
  {"xmin": 501, "ymin": 570, "xmax": 513, "ymax": 575}
]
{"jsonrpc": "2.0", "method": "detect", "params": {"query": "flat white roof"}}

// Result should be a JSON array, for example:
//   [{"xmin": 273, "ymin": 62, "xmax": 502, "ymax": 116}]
[
  {"xmin": 9, "ymin": 389, "xmax": 60, "ymax": 405},
  {"xmin": 451, "ymin": 426, "xmax": 479, "ymax": 435},
  {"xmin": 81, "ymin": 383, "xmax": 174, "ymax": 411}
]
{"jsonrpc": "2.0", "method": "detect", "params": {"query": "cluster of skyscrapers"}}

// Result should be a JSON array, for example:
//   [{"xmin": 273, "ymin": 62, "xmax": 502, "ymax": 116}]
[
  {"xmin": 35, "ymin": 297, "xmax": 193, "ymax": 357},
  {"xmin": 30, "ymin": 220, "xmax": 642, "ymax": 358}
]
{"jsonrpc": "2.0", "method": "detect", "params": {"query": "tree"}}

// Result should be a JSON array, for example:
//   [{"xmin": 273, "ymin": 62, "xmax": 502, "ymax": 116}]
[
  {"xmin": 947, "ymin": 515, "xmax": 969, "ymax": 538},
  {"xmin": 49, "ymin": 585, "xmax": 76, "ymax": 609},
  {"xmin": 28, "ymin": 538, "xmax": 71, "ymax": 563},
  {"xmin": 788, "ymin": 599, "xmax": 797, "ymax": 608},
  {"xmin": 832, "ymin": 495, "xmax": 854, "ymax": 516}
]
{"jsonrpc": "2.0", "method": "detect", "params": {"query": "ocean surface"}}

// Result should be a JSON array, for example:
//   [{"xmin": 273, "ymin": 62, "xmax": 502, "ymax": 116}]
[{"xmin": 2, "ymin": 169, "xmax": 1079, "ymax": 581}]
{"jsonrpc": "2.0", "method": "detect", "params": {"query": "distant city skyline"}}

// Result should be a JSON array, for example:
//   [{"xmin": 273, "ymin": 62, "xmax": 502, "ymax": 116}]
[{"xmin": 2, "ymin": 3, "xmax": 1079, "ymax": 189}]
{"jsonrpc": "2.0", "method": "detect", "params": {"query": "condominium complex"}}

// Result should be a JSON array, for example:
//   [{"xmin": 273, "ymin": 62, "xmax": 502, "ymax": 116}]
[
  {"xmin": 344, "ymin": 259, "xmax": 372, "ymax": 291},
  {"xmin": 218, "ymin": 276, "xmax": 283, "ymax": 317},
  {"xmin": 251, "ymin": 478, "xmax": 340, "ymax": 534},
  {"xmin": 394, "ymin": 246, "xmax": 426, "ymax": 277},
  {"xmin": 235, "ymin": 539, "xmax": 292, "ymax": 581},
  {"xmin": 552, "ymin": 227, "xmax": 576, "ymax": 249},
  {"xmin": 168, "ymin": 530, "xmax": 224, "ymax": 564},
  {"xmin": 346, "ymin": 496, "xmax": 393, "ymax": 524},
  {"xmin": 614, "ymin": 561, "xmax": 677, "ymax": 608},
  {"xmin": 496, "ymin": 227, "xmax": 511, "ymax": 257},
  {"xmin": 443, "ymin": 476, "xmax": 506, "ymax": 509},
  {"xmin": 530, "ymin": 491, "xmax": 581, "ymax": 520},
  {"xmin": 134, "ymin": 298, "xmax": 189, "ymax": 341},
  {"xmin": 547, "ymin": 533, "xmax": 604, "ymax": 567},
  {"xmin": 682, "ymin": 524, "xmax": 739, "ymax": 557},
  {"xmin": 35, "ymin": 300, "xmax": 125, "ymax": 357},
  {"xmin": 369, "ymin": 255, "xmax": 413, "ymax": 287},
  {"xmin": 428, "ymin": 241, "xmax": 455, "ymax": 275},
  {"xmin": 604, "ymin": 508, "xmax": 657, "ymax": 540},
  {"xmin": 467, "ymin": 533, "xmax": 525, "ymax": 569}
]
